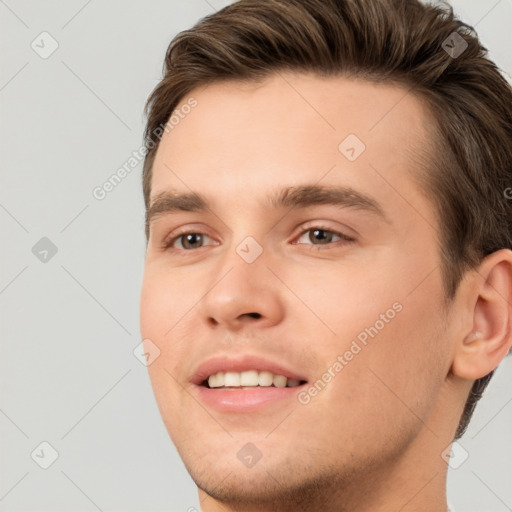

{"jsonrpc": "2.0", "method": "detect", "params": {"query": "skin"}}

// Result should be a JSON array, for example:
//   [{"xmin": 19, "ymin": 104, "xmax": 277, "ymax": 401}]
[{"xmin": 139, "ymin": 72, "xmax": 512, "ymax": 512}]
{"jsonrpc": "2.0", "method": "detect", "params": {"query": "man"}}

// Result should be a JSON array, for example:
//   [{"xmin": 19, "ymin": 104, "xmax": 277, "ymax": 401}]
[{"xmin": 139, "ymin": 0, "xmax": 512, "ymax": 510}]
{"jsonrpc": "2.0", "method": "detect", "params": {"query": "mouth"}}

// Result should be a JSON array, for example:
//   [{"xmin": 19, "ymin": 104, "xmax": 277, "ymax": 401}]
[{"xmin": 191, "ymin": 354, "xmax": 309, "ymax": 412}]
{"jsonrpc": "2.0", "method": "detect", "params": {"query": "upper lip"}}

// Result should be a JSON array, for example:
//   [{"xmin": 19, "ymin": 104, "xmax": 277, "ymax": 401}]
[{"xmin": 190, "ymin": 354, "xmax": 309, "ymax": 386}]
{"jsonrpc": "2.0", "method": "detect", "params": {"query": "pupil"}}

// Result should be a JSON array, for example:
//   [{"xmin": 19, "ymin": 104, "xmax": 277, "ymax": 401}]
[
  {"xmin": 184, "ymin": 233, "xmax": 202, "ymax": 249},
  {"xmin": 311, "ymin": 229, "xmax": 331, "ymax": 244}
]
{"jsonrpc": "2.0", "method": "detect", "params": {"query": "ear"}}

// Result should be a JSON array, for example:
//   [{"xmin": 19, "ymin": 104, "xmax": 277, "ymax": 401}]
[{"xmin": 452, "ymin": 249, "xmax": 512, "ymax": 380}]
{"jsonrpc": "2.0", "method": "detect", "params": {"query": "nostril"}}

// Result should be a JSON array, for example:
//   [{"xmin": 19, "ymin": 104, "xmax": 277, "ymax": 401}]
[{"xmin": 246, "ymin": 312, "xmax": 261, "ymax": 319}]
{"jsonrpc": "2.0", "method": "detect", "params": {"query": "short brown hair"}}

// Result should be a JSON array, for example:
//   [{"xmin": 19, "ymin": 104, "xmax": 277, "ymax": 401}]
[{"xmin": 142, "ymin": 0, "xmax": 512, "ymax": 439}]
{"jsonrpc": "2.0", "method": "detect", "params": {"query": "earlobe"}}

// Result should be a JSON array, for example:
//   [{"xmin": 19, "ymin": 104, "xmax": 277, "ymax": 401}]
[{"xmin": 451, "ymin": 249, "xmax": 512, "ymax": 381}]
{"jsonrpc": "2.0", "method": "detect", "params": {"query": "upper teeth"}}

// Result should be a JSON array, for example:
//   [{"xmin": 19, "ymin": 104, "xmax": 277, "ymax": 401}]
[{"xmin": 207, "ymin": 370, "xmax": 301, "ymax": 388}]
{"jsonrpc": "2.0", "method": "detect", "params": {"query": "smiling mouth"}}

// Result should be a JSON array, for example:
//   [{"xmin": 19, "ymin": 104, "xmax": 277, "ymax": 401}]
[{"xmin": 201, "ymin": 370, "xmax": 308, "ymax": 389}]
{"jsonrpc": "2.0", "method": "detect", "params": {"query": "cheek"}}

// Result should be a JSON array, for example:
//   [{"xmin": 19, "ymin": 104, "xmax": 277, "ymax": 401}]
[
  {"xmin": 140, "ymin": 272, "xmax": 190, "ymax": 442},
  {"xmin": 140, "ymin": 261, "xmax": 203, "ymax": 368},
  {"xmin": 139, "ymin": 268, "xmax": 183, "ymax": 391},
  {"xmin": 303, "ymin": 261, "xmax": 449, "ymax": 422},
  {"xmin": 294, "ymin": 263, "xmax": 403, "ymax": 348},
  {"xmin": 343, "ymin": 285, "xmax": 449, "ymax": 424},
  {"xmin": 139, "ymin": 277, "xmax": 166, "ymax": 339},
  {"xmin": 140, "ymin": 262, "xmax": 188, "ymax": 338}
]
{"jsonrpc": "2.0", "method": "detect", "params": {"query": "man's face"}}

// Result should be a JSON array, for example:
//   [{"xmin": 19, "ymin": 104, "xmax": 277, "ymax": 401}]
[{"xmin": 140, "ymin": 73, "xmax": 456, "ymax": 504}]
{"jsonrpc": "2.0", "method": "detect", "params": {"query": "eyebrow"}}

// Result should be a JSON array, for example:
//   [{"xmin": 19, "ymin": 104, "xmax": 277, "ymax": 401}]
[{"xmin": 146, "ymin": 184, "xmax": 389, "ymax": 233}]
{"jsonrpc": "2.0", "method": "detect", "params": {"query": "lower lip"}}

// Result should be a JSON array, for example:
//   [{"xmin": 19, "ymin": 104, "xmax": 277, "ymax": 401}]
[{"xmin": 194, "ymin": 385, "xmax": 307, "ymax": 412}]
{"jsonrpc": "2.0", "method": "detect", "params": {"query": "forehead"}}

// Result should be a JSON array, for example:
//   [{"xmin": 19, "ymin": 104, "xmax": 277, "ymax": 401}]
[{"xmin": 150, "ymin": 72, "xmax": 437, "ymax": 232}]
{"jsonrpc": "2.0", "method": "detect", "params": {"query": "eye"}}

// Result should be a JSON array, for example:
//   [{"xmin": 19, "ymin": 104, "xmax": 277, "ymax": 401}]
[
  {"xmin": 166, "ymin": 232, "xmax": 217, "ymax": 250},
  {"xmin": 294, "ymin": 226, "xmax": 355, "ymax": 247},
  {"xmin": 162, "ymin": 226, "xmax": 355, "ymax": 252}
]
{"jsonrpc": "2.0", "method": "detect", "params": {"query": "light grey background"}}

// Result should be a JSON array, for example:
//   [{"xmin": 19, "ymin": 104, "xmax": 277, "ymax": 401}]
[{"xmin": 1, "ymin": 1, "xmax": 511, "ymax": 511}]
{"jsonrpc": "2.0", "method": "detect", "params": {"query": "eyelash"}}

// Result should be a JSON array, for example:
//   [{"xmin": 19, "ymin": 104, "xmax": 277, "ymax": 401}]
[{"xmin": 162, "ymin": 225, "xmax": 356, "ymax": 252}]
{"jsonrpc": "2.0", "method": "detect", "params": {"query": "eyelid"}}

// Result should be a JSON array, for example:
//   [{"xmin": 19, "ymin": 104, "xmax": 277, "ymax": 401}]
[
  {"xmin": 290, "ymin": 221, "xmax": 356, "ymax": 244},
  {"xmin": 162, "ymin": 225, "xmax": 219, "ymax": 250},
  {"xmin": 173, "ymin": 233, "xmax": 217, "ymax": 250}
]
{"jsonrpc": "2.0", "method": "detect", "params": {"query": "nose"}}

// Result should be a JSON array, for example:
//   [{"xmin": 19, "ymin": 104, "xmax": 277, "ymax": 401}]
[{"xmin": 197, "ymin": 246, "xmax": 285, "ymax": 332}]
